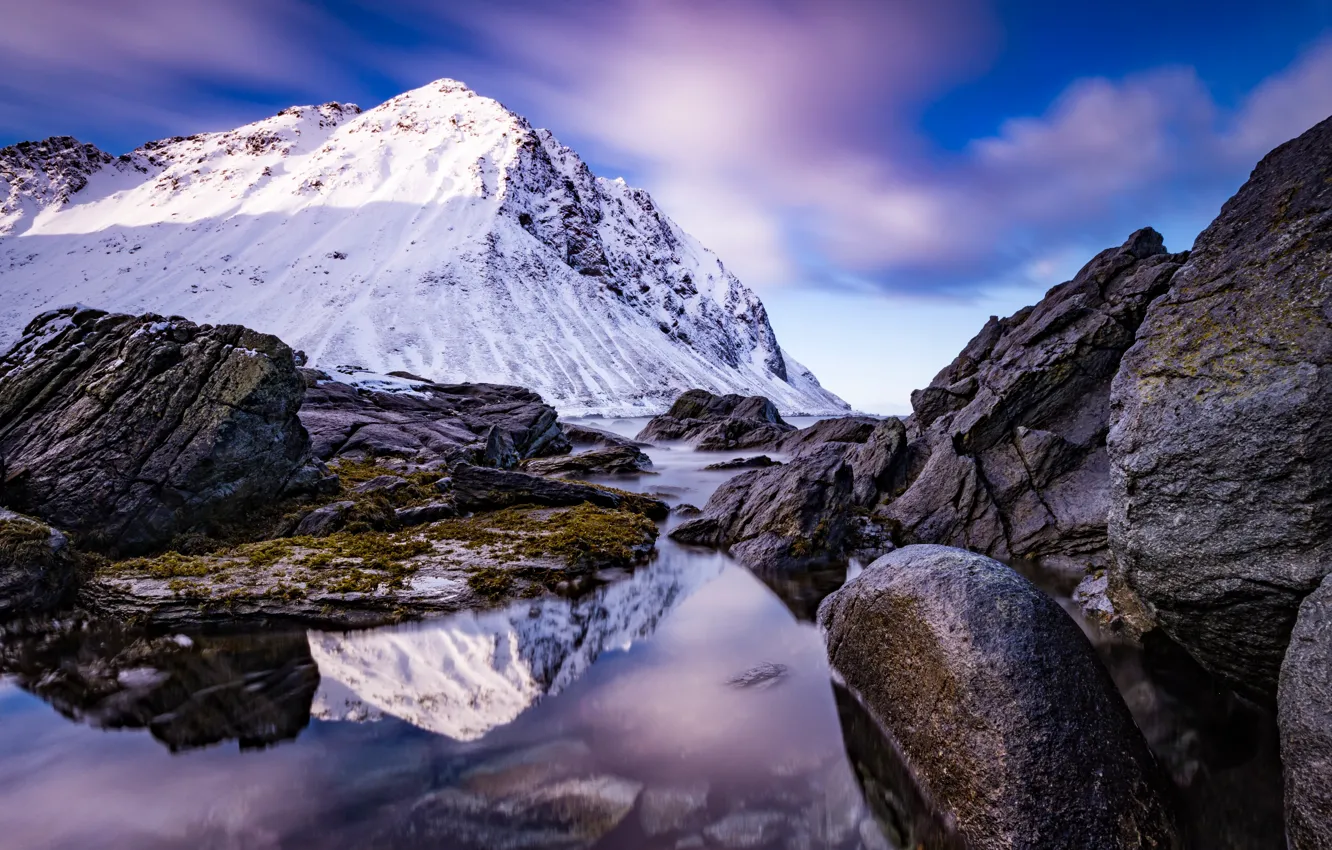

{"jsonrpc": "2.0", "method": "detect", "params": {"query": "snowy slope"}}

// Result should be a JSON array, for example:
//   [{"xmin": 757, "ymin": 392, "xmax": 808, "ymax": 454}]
[
  {"xmin": 0, "ymin": 80, "xmax": 848, "ymax": 415},
  {"xmin": 308, "ymin": 552, "xmax": 725, "ymax": 740}
]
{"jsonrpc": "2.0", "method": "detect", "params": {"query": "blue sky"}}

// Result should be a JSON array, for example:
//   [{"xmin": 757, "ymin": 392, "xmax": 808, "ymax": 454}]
[{"xmin": 4, "ymin": 0, "xmax": 1332, "ymax": 412}]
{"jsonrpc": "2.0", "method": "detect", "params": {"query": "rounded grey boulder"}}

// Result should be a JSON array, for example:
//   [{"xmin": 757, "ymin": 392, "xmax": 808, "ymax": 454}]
[
  {"xmin": 1279, "ymin": 573, "xmax": 1332, "ymax": 848},
  {"xmin": 819, "ymin": 545, "xmax": 1178, "ymax": 849},
  {"xmin": 1109, "ymin": 115, "xmax": 1332, "ymax": 703}
]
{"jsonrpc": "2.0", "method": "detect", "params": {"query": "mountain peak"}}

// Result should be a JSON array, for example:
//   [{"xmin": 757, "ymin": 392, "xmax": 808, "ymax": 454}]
[{"xmin": 0, "ymin": 82, "xmax": 848, "ymax": 415}]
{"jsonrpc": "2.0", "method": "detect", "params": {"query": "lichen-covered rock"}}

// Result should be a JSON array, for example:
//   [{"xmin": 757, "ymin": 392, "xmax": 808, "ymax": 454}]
[
  {"xmin": 0, "ymin": 307, "xmax": 310, "ymax": 554},
  {"xmin": 636, "ymin": 388, "xmax": 793, "ymax": 450},
  {"xmin": 819, "ymin": 545, "xmax": 1178, "ymax": 849},
  {"xmin": 298, "ymin": 369, "xmax": 570, "ymax": 467},
  {"xmin": 1108, "ymin": 118, "xmax": 1332, "ymax": 704},
  {"xmin": 879, "ymin": 228, "xmax": 1186, "ymax": 576},
  {"xmin": 1279, "ymin": 573, "xmax": 1332, "ymax": 848},
  {"xmin": 672, "ymin": 419, "xmax": 905, "ymax": 569},
  {"xmin": 0, "ymin": 508, "xmax": 81, "ymax": 617}
]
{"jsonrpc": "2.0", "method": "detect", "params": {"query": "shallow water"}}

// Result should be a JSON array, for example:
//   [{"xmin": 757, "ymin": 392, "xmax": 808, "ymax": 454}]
[
  {"xmin": 0, "ymin": 421, "xmax": 889, "ymax": 850},
  {"xmin": 0, "ymin": 419, "xmax": 1286, "ymax": 849}
]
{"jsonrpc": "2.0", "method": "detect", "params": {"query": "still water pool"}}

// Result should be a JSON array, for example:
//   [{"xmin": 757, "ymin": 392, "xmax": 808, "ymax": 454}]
[{"xmin": 0, "ymin": 420, "xmax": 891, "ymax": 850}]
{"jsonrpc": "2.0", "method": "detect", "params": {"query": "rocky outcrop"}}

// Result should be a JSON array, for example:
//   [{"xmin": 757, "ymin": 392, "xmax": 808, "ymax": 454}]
[
  {"xmin": 300, "ymin": 370, "xmax": 569, "ymax": 467},
  {"xmin": 0, "ymin": 508, "xmax": 81, "ymax": 617},
  {"xmin": 672, "ymin": 418, "xmax": 905, "ymax": 569},
  {"xmin": 1279, "ymin": 574, "xmax": 1332, "ymax": 848},
  {"xmin": 1109, "ymin": 118, "xmax": 1332, "ymax": 704},
  {"xmin": 562, "ymin": 422, "xmax": 651, "ymax": 449},
  {"xmin": 875, "ymin": 229, "xmax": 1186, "ymax": 577},
  {"xmin": 768, "ymin": 415, "xmax": 883, "ymax": 454},
  {"xmin": 0, "ymin": 307, "xmax": 311, "ymax": 554},
  {"xmin": 819, "ymin": 546, "xmax": 1178, "ymax": 848},
  {"xmin": 451, "ymin": 465, "xmax": 668, "ymax": 519},
  {"xmin": 636, "ymin": 388, "xmax": 794, "ymax": 450},
  {"xmin": 522, "ymin": 445, "xmax": 652, "ymax": 477}
]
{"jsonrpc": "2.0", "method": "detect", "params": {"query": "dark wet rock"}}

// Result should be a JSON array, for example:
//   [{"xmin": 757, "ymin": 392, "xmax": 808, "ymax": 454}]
[
  {"xmin": 523, "ymin": 445, "xmax": 652, "ymax": 477},
  {"xmin": 703, "ymin": 455, "xmax": 780, "ymax": 471},
  {"xmin": 636, "ymin": 389, "xmax": 794, "ymax": 450},
  {"xmin": 1280, "ymin": 574, "xmax": 1332, "ymax": 849},
  {"xmin": 0, "ymin": 307, "xmax": 311, "ymax": 554},
  {"xmin": 702, "ymin": 810, "xmax": 787, "ymax": 848},
  {"xmin": 294, "ymin": 500, "xmax": 356, "ymax": 537},
  {"xmin": 1109, "ymin": 119, "xmax": 1332, "ymax": 703},
  {"xmin": 726, "ymin": 661, "xmax": 788, "ymax": 690},
  {"xmin": 671, "ymin": 419, "xmax": 906, "ymax": 570},
  {"xmin": 563, "ymin": 422, "xmax": 651, "ymax": 449},
  {"xmin": 299, "ymin": 370, "xmax": 570, "ymax": 467},
  {"xmin": 877, "ymin": 229, "xmax": 1186, "ymax": 580},
  {"xmin": 452, "ymin": 465, "xmax": 668, "ymax": 519},
  {"xmin": 819, "ymin": 545, "xmax": 1178, "ymax": 848},
  {"xmin": 0, "ymin": 508, "xmax": 82, "ymax": 617},
  {"xmin": 394, "ymin": 501, "xmax": 457, "ymax": 526},
  {"xmin": 672, "ymin": 503, "xmax": 702, "ymax": 517},
  {"xmin": 0, "ymin": 621, "xmax": 318, "ymax": 751},
  {"xmin": 638, "ymin": 782, "xmax": 710, "ymax": 837},
  {"xmin": 769, "ymin": 415, "xmax": 883, "ymax": 454}
]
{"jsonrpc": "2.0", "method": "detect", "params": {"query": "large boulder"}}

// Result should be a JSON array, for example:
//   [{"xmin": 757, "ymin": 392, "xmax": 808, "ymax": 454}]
[
  {"xmin": 672, "ymin": 418, "xmax": 905, "ymax": 569},
  {"xmin": 451, "ymin": 465, "xmax": 668, "ymax": 519},
  {"xmin": 522, "ymin": 445, "xmax": 652, "ymax": 477},
  {"xmin": 636, "ymin": 388, "xmax": 794, "ymax": 450},
  {"xmin": 299, "ymin": 370, "xmax": 569, "ymax": 467},
  {"xmin": 819, "ymin": 545, "xmax": 1178, "ymax": 848},
  {"xmin": 1279, "ymin": 573, "xmax": 1332, "ymax": 848},
  {"xmin": 0, "ymin": 508, "xmax": 81, "ymax": 617},
  {"xmin": 1109, "ymin": 116, "xmax": 1332, "ymax": 703},
  {"xmin": 0, "ymin": 308, "xmax": 310, "ymax": 554},
  {"xmin": 879, "ymin": 228, "xmax": 1186, "ymax": 577}
]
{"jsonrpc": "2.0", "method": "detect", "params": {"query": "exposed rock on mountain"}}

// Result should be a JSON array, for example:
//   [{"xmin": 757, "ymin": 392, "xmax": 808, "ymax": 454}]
[
  {"xmin": 0, "ymin": 508, "xmax": 82, "ymax": 617},
  {"xmin": 880, "ymin": 228, "xmax": 1186, "ymax": 576},
  {"xmin": 672, "ymin": 418, "xmax": 905, "ymax": 569},
  {"xmin": 636, "ymin": 388, "xmax": 795, "ymax": 449},
  {"xmin": 1279, "ymin": 575, "xmax": 1332, "ymax": 849},
  {"xmin": 0, "ymin": 80, "xmax": 848, "ymax": 416},
  {"xmin": 819, "ymin": 546, "xmax": 1178, "ymax": 849},
  {"xmin": 1109, "ymin": 117, "xmax": 1332, "ymax": 704},
  {"xmin": 0, "ymin": 307, "xmax": 310, "ymax": 554},
  {"xmin": 299, "ymin": 368, "xmax": 569, "ymax": 466}
]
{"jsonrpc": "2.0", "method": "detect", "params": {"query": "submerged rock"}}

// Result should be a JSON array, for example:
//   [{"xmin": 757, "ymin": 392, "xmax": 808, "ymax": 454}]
[
  {"xmin": 638, "ymin": 782, "xmax": 710, "ymax": 837},
  {"xmin": 1279, "ymin": 574, "xmax": 1332, "ymax": 848},
  {"xmin": 725, "ymin": 661, "xmax": 788, "ymax": 689},
  {"xmin": 0, "ymin": 307, "xmax": 311, "ymax": 554},
  {"xmin": 702, "ymin": 455, "xmax": 780, "ymax": 471},
  {"xmin": 0, "ymin": 508, "xmax": 81, "ymax": 617},
  {"xmin": 1110, "ymin": 117, "xmax": 1332, "ymax": 703},
  {"xmin": 819, "ymin": 545, "xmax": 1178, "ymax": 848},
  {"xmin": 523, "ymin": 445, "xmax": 653, "ymax": 477},
  {"xmin": 636, "ymin": 389, "xmax": 794, "ymax": 450}
]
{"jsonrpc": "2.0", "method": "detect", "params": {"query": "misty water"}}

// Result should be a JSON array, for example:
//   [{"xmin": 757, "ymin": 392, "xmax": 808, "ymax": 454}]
[{"xmin": 0, "ymin": 420, "xmax": 1285, "ymax": 849}]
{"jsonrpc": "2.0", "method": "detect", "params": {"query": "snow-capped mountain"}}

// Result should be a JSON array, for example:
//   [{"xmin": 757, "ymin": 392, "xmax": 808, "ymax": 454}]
[
  {"xmin": 0, "ymin": 80, "xmax": 848, "ymax": 415},
  {"xmin": 308, "ymin": 551, "xmax": 725, "ymax": 740}
]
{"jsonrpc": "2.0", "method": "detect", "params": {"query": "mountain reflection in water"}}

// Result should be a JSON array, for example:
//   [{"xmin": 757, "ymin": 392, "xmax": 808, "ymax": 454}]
[{"xmin": 0, "ymin": 420, "xmax": 898, "ymax": 850}]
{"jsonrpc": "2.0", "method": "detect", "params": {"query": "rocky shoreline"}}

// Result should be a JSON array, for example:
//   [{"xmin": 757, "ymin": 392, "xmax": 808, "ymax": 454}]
[{"xmin": 3, "ymin": 115, "xmax": 1332, "ymax": 848}]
